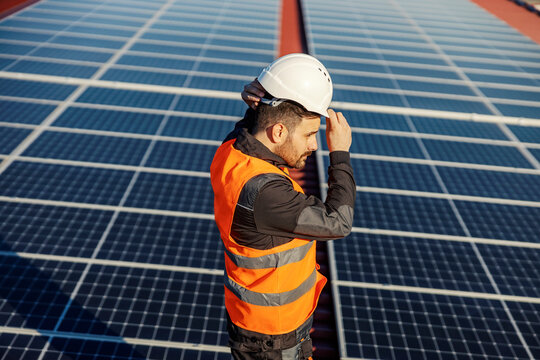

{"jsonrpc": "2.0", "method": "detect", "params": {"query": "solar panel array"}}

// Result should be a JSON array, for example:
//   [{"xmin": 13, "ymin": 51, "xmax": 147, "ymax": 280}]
[
  {"xmin": 1, "ymin": 0, "xmax": 540, "ymax": 359},
  {"xmin": 303, "ymin": 0, "xmax": 540, "ymax": 359},
  {"xmin": 0, "ymin": 0, "xmax": 279, "ymax": 358}
]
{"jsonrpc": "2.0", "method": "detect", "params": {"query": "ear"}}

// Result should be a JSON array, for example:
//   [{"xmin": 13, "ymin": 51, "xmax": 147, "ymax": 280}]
[{"xmin": 267, "ymin": 123, "xmax": 288, "ymax": 144}]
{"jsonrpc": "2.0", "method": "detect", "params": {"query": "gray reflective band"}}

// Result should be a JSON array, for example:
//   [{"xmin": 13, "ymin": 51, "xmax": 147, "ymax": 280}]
[
  {"xmin": 224, "ymin": 268, "xmax": 317, "ymax": 307},
  {"xmin": 224, "ymin": 241, "xmax": 314, "ymax": 270}
]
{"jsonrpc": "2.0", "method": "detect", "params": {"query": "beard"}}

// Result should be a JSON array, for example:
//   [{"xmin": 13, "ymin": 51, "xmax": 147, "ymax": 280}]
[{"xmin": 275, "ymin": 139, "xmax": 312, "ymax": 169}]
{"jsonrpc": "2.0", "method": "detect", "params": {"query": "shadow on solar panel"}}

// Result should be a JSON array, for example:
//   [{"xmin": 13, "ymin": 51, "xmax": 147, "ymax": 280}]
[{"xmin": 0, "ymin": 246, "xmax": 147, "ymax": 358}]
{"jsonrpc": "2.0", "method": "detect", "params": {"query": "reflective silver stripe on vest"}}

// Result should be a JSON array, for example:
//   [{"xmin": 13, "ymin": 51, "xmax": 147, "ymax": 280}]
[
  {"xmin": 224, "ymin": 241, "xmax": 314, "ymax": 270},
  {"xmin": 224, "ymin": 268, "xmax": 317, "ymax": 307}
]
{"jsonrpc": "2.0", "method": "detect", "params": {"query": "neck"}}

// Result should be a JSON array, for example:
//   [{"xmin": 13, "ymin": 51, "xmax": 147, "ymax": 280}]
[{"xmin": 254, "ymin": 131, "xmax": 277, "ymax": 153}]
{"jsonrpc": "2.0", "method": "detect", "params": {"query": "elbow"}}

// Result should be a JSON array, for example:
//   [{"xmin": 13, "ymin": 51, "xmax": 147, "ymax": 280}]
[{"xmin": 337, "ymin": 205, "xmax": 353, "ymax": 237}]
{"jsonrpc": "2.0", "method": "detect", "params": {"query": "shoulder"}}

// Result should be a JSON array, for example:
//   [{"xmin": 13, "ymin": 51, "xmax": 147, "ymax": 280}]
[{"xmin": 238, "ymin": 173, "xmax": 292, "ymax": 210}]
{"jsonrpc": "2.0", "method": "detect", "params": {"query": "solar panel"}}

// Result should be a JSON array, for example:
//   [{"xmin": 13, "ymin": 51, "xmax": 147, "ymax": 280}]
[
  {"xmin": 0, "ymin": 0, "xmax": 280, "ymax": 357},
  {"xmin": 1, "ymin": 0, "xmax": 540, "ymax": 358},
  {"xmin": 305, "ymin": 0, "xmax": 540, "ymax": 358}
]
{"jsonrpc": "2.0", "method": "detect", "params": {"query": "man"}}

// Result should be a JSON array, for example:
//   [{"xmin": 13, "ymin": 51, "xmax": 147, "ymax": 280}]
[{"xmin": 210, "ymin": 53, "xmax": 356, "ymax": 359}]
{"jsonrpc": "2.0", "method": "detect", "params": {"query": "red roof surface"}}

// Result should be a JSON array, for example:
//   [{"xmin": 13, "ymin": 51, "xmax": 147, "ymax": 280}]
[{"xmin": 471, "ymin": 0, "xmax": 540, "ymax": 44}]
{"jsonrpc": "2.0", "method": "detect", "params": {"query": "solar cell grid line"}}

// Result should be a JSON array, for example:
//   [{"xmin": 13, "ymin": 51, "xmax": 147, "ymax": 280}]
[
  {"xmin": 0, "ymin": 0, "xmax": 177, "ymax": 176},
  {"xmin": 401, "ymin": 80, "xmax": 535, "ymax": 360},
  {"xmin": 386, "ymin": 0, "xmax": 540, "ymax": 171},
  {"xmin": 366, "ymin": 9, "xmax": 535, "ymax": 353},
  {"xmin": 2, "ymin": 2, "xmax": 135, "ymax": 73},
  {"xmin": 2, "ymin": 0, "xmax": 235, "ymax": 354},
  {"xmin": 305, "ymin": 2, "xmax": 540, "ymax": 358},
  {"xmin": 45, "ymin": 0, "xmax": 237, "ymax": 339},
  {"xmin": 0, "ymin": 196, "xmax": 216, "ymax": 221}
]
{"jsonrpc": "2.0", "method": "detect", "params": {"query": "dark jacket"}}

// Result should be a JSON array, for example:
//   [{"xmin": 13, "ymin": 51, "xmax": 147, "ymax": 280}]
[{"xmin": 223, "ymin": 108, "xmax": 356, "ymax": 251}]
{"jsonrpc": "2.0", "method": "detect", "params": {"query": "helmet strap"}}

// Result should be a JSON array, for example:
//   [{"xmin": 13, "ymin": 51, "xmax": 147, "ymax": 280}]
[{"xmin": 260, "ymin": 97, "xmax": 286, "ymax": 107}]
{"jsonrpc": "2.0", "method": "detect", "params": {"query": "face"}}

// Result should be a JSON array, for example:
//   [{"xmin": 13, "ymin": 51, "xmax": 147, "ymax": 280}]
[{"xmin": 276, "ymin": 115, "xmax": 320, "ymax": 169}]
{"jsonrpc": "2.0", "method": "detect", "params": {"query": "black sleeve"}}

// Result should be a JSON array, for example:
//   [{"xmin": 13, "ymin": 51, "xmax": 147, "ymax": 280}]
[{"xmin": 253, "ymin": 151, "xmax": 356, "ymax": 241}]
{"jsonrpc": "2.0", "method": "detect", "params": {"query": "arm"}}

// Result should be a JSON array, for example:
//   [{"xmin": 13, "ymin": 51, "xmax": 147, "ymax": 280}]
[
  {"xmin": 253, "ymin": 151, "xmax": 355, "ymax": 241},
  {"xmin": 256, "ymin": 109, "xmax": 355, "ymax": 241}
]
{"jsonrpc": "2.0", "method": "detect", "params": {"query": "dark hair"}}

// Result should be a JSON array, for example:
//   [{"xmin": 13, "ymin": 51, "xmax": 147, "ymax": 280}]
[{"xmin": 253, "ymin": 100, "xmax": 320, "ymax": 134}]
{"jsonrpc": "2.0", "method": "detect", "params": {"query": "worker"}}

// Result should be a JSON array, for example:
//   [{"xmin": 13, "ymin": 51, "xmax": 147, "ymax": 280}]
[{"xmin": 210, "ymin": 53, "xmax": 356, "ymax": 359}]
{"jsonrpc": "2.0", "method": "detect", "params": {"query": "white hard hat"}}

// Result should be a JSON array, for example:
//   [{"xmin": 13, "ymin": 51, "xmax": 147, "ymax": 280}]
[{"xmin": 257, "ymin": 53, "xmax": 333, "ymax": 118}]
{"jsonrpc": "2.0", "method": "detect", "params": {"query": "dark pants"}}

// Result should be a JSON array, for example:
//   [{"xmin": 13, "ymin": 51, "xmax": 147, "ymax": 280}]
[{"xmin": 227, "ymin": 314, "xmax": 313, "ymax": 360}]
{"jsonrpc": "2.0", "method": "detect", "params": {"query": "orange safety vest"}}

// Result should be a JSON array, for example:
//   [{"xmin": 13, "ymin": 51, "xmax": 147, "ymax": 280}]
[{"xmin": 210, "ymin": 139, "xmax": 327, "ymax": 335}]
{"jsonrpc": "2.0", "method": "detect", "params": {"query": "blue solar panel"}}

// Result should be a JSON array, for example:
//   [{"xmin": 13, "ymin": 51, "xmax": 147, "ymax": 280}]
[
  {"xmin": 506, "ymin": 302, "xmax": 540, "ymax": 359},
  {"xmin": 53, "ymin": 107, "xmax": 164, "ymax": 135},
  {"xmin": 494, "ymin": 103, "xmax": 540, "ymax": 118},
  {"xmin": 456, "ymin": 201, "xmax": 540, "ymax": 243},
  {"xmin": 423, "ymin": 139, "xmax": 532, "ymax": 168},
  {"xmin": 51, "ymin": 35, "xmax": 127, "ymax": 49},
  {"xmin": 0, "ymin": 79, "xmax": 76, "ymax": 100},
  {"xmin": 20, "ymin": 9, "xmax": 83, "ymax": 21},
  {"xmin": 0, "ymin": 256, "xmax": 86, "ymax": 330},
  {"xmin": 479, "ymin": 87, "xmax": 540, "ymax": 102},
  {"xmin": 57, "ymin": 266, "xmax": 227, "ymax": 346},
  {"xmin": 0, "ymin": 29, "xmax": 53, "ymax": 42},
  {"xmin": 324, "ymin": 157, "xmax": 441, "ymax": 192},
  {"xmin": 2, "ymin": 0, "xmax": 540, "ymax": 358},
  {"xmin": 0, "ymin": 162, "xmax": 133, "ymax": 205},
  {"xmin": 145, "ymin": 142, "xmax": 217, "ymax": 172},
  {"xmin": 98, "ymin": 214, "xmax": 223, "ymax": 269},
  {"xmin": 197, "ymin": 61, "xmax": 261, "ymax": 77},
  {"xmin": 204, "ymin": 48, "xmax": 275, "ymax": 63},
  {"xmin": 411, "ymin": 116, "xmax": 507, "ymax": 140},
  {"xmin": 129, "ymin": 42, "xmax": 203, "ymax": 57},
  {"xmin": 2, "ymin": 18, "xmax": 68, "ymax": 31},
  {"xmin": 507, "ymin": 125, "xmax": 540, "ymax": 144},
  {"xmin": 125, "ymin": 173, "xmax": 213, "ymax": 214},
  {"xmin": 466, "ymin": 72, "xmax": 540, "ymax": 87},
  {"xmin": 477, "ymin": 244, "xmax": 540, "ymax": 298},
  {"xmin": 0, "ymin": 126, "xmax": 31, "ymax": 154},
  {"xmin": 32, "ymin": 46, "xmax": 113, "ymax": 62},
  {"xmin": 354, "ymin": 192, "xmax": 465, "ymax": 236},
  {"xmin": 333, "ymin": 233, "xmax": 495, "ymax": 293},
  {"xmin": 46, "ymin": 337, "xmax": 231, "ymax": 360},
  {"xmin": 0, "ymin": 333, "xmax": 48, "ymax": 360},
  {"xmin": 389, "ymin": 65, "xmax": 461, "ymax": 80},
  {"xmin": 331, "ymin": 110, "xmax": 411, "ymax": 131},
  {"xmin": 23, "ymin": 131, "xmax": 151, "ymax": 165},
  {"xmin": 102, "ymin": 68, "xmax": 189, "ymax": 87},
  {"xmin": 321, "ymin": 58, "xmax": 388, "ymax": 73},
  {"xmin": 76, "ymin": 88, "xmax": 176, "ymax": 110},
  {"xmin": 405, "ymin": 96, "xmax": 493, "ymax": 114},
  {"xmin": 334, "ymin": 89, "xmax": 405, "ymax": 106},
  {"xmin": 161, "ymin": 116, "xmax": 234, "ymax": 141},
  {"xmin": 0, "ymin": 202, "xmax": 112, "ymax": 257},
  {"xmin": 0, "ymin": 57, "xmax": 16, "ymax": 69},
  {"xmin": 331, "ymin": 72, "xmax": 396, "ymax": 89},
  {"xmin": 0, "ymin": 42, "xmax": 34, "ymax": 55},
  {"xmin": 339, "ymin": 287, "xmax": 531, "ymax": 359},
  {"xmin": 324, "ymin": 131, "xmax": 424, "ymax": 159},
  {"xmin": 437, "ymin": 167, "xmax": 540, "ymax": 201},
  {"xmin": 173, "ymin": 95, "xmax": 246, "ymax": 117},
  {"xmin": 116, "ymin": 54, "xmax": 195, "ymax": 71},
  {"xmin": 397, "ymin": 79, "xmax": 476, "ymax": 96},
  {"xmin": 189, "ymin": 76, "xmax": 248, "ymax": 93}
]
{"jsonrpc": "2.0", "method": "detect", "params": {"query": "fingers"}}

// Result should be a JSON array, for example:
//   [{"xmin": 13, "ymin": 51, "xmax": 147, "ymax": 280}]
[
  {"xmin": 244, "ymin": 79, "xmax": 265, "ymax": 98},
  {"xmin": 325, "ymin": 109, "xmax": 352, "ymax": 152},
  {"xmin": 241, "ymin": 79, "xmax": 265, "ymax": 109}
]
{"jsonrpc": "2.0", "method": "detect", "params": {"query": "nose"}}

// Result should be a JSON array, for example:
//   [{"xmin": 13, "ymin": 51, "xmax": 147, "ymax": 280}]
[{"xmin": 308, "ymin": 137, "xmax": 318, "ymax": 152}]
